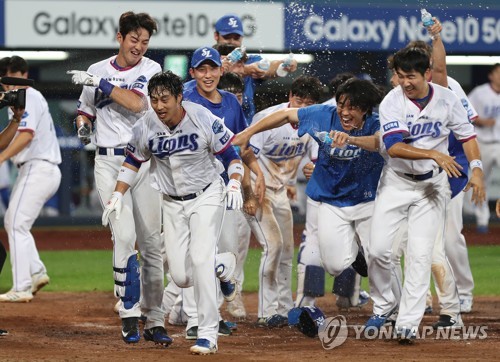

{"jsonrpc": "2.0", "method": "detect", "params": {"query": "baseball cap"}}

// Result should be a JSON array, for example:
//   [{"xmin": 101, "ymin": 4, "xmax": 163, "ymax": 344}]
[
  {"xmin": 191, "ymin": 47, "xmax": 222, "ymax": 68},
  {"xmin": 215, "ymin": 14, "xmax": 244, "ymax": 36}
]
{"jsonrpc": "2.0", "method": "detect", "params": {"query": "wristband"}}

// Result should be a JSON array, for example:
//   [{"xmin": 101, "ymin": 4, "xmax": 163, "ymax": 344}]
[
  {"xmin": 228, "ymin": 162, "xmax": 244, "ymax": 178},
  {"xmin": 99, "ymin": 78, "xmax": 115, "ymax": 96},
  {"xmin": 11, "ymin": 117, "xmax": 21, "ymax": 124},
  {"xmin": 470, "ymin": 159, "xmax": 483, "ymax": 171},
  {"xmin": 116, "ymin": 165, "xmax": 137, "ymax": 186}
]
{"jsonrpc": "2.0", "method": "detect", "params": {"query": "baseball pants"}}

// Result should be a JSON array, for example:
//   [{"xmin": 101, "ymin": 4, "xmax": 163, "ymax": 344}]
[
  {"xmin": 4, "ymin": 160, "xmax": 60, "ymax": 292},
  {"xmin": 473, "ymin": 142, "xmax": 500, "ymax": 227}
]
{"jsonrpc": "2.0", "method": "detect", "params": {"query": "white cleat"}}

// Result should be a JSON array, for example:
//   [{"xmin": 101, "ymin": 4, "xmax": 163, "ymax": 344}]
[
  {"xmin": 227, "ymin": 292, "xmax": 247, "ymax": 319},
  {"xmin": 460, "ymin": 298, "xmax": 473, "ymax": 313},
  {"xmin": 31, "ymin": 272, "xmax": 50, "ymax": 295},
  {"xmin": 0, "ymin": 290, "xmax": 33, "ymax": 303},
  {"xmin": 190, "ymin": 338, "xmax": 217, "ymax": 355}
]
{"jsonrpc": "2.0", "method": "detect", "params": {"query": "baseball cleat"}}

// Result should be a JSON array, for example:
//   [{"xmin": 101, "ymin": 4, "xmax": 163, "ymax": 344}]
[
  {"xmin": 460, "ymin": 298, "xmax": 473, "ymax": 313},
  {"xmin": 143, "ymin": 326, "xmax": 173, "ymax": 346},
  {"xmin": 432, "ymin": 314, "xmax": 463, "ymax": 329},
  {"xmin": 190, "ymin": 338, "xmax": 217, "ymax": 355},
  {"xmin": 121, "ymin": 317, "xmax": 140, "ymax": 344},
  {"xmin": 396, "ymin": 327, "xmax": 416, "ymax": 345},
  {"xmin": 218, "ymin": 320, "xmax": 232, "ymax": 336},
  {"xmin": 364, "ymin": 307, "xmax": 397, "ymax": 332},
  {"xmin": 113, "ymin": 300, "xmax": 122, "ymax": 314},
  {"xmin": 220, "ymin": 278, "xmax": 237, "ymax": 302},
  {"xmin": 264, "ymin": 314, "xmax": 288, "ymax": 328},
  {"xmin": 424, "ymin": 305, "xmax": 433, "ymax": 314},
  {"xmin": 0, "ymin": 290, "xmax": 33, "ymax": 303},
  {"xmin": 227, "ymin": 292, "xmax": 247, "ymax": 319},
  {"xmin": 31, "ymin": 272, "xmax": 50, "ymax": 295},
  {"xmin": 185, "ymin": 326, "xmax": 198, "ymax": 340},
  {"xmin": 0, "ymin": 329, "xmax": 8, "ymax": 336}
]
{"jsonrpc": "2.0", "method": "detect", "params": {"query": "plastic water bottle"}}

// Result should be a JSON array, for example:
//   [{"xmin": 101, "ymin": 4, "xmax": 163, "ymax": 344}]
[
  {"xmin": 226, "ymin": 46, "xmax": 247, "ymax": 64},
  {"xmin": 276, "ymin": 52, "xmax": 294, "ymax": 77},
  {"xmin": 258, "ymin": 58, "xmax": 270, "ymax": 71},
  {"xmin": 421, "ymin": 9, "xmax": 435, "ymax": 27},
  {"xmin": 315, "ymin": 131, "xmax": 333, "ymax": 145}
]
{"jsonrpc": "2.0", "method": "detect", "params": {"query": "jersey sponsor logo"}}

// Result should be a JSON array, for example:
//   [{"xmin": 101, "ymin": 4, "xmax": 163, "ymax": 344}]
[
  {"xmin": 249, "ymin": 144, "xmax": 260, "ymax": 156},
  {"xmin": 219, "ymin": 131, "xmax": 230, "ymax": 144},
  {"xmin": 212, "ymin": 119, "xmax": 224, "ymax": 134},
  {"xmin": 149, "ymin": 134, "xmax": 199, "ymax": 158},
  {"xmin": 131, "ymin": 75, "xmax": 147, "ymax": 90},
  {"xmin": 20, "ymin": 121, "xmax": 27, "ymax": 127},
  {"xmin": 383, "ymin": 121, "xmax": 398, "ymax": 132},
  {"xmin": 126, "ymin": 144, "xmax": 136, "ymax": 153},
  {"xmin": 405, "ymin": 120, "xmax": 442, "ymax": 143}
]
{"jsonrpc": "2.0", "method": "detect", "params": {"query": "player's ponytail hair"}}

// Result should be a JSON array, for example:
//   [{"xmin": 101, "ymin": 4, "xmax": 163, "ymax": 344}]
[
  {"xmin": 335, "ymin": 78, "xmax": 383, "ymax": 116},
  {"xmin": 148, "ymin": 71, "xmax": 183, "ymax": 99}
]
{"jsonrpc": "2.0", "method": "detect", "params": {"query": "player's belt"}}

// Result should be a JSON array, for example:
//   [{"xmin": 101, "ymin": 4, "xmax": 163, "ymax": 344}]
[
  {"xmin": 97, "ymin": 147, "xmax": 126, "ymax": 156},
  {"xmin": 166, "ymin": 183, "xmax": 212, "ymax": 201},
  {"xmin": 399, "ymin": 167, "xmax": 443, "ymax": 181}
]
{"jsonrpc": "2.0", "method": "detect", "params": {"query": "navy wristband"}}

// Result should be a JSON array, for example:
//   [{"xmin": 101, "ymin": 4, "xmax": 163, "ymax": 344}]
[{"xmin": 99, "ymin": 78, "xmax": 114, "ymax": 96}]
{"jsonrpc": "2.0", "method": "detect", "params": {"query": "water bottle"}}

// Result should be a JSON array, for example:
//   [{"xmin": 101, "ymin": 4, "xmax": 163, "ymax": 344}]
[
  {"xmin": 315, "ymin": 131, "xmax": 333, "ymax": 145},
  {"xmin": 276, "ymin": 52, "xmax": 294, "ymax": 77},
  {"xmin": 421, "ymin": 9, "xmax": 435, "ymax": 27},
  {"xmin": 258, "ymin": 58, "xmax": 270, "ymax": 71},
  {"xmin": 226, "ymin": 46, "xmax": 247, "ymax": 64}
]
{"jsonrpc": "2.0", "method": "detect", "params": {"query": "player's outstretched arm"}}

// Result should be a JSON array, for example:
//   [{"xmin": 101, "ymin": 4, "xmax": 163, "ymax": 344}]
[
  {"xmin": 102, "ymin": 162, "xmax": 138, "ymax": 226},
  {"xmin": 67, "ymin": 70, "xmax": 148, "ymax": 113},
  {"xmin": 233, "ymin": 108, "xmax": 299, "ymax": 150},
  {"xmin": 0, "ymin": 109, "xmax": 22, "ymax": 149},
  {"xmin": 427, "ymin": 19, "xmax": 448, "ymax": 87},
  {"xmin": 462, "ymin": 139, "xmax": 486, "ymax": 205},
  {"xmin": 240, "ymin": 147, "xmax": 265, "ymax": 203},
  {"xmin": 332, "ymin": 131, "xmax": 381, "ymax": 152}
]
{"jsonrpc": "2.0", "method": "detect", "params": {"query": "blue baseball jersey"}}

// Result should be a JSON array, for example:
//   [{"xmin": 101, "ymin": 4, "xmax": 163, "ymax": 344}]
[
  {"xmin": 183, "ymin": 86, "xmax": 247, "ymax": 183},
  {"xmin": 242, "ymin": 54, "xmax": 264, "ymax": 121},
  {"xmin": 297, "ymin": 104, "xmax": 384, "ymax": 207}
]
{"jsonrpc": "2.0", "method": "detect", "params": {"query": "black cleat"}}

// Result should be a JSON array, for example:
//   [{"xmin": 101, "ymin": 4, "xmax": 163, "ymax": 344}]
[
  {"xmin": 121, "ymin": 317, "xmax": 140, "ymax": 344},
  {"xmin": 144, "ymin": 326, "xmax": 173, "ymax": 346},
  {"xmin": 351, "ymin": 248, "xmax": 368, "ymax": 277}
]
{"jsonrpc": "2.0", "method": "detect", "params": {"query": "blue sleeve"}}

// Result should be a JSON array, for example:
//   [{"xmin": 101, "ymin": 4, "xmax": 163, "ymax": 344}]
[
  {"xmin": 383, "ymin": 132, "xmax": 404, "ymax": 151},
  {"xmin": 297, "ymin": 105, "xmax": 333, "ymax": 138},
  {"xmin": 218, "ymin": 144, "xmax": 241, "ymax": 169}
]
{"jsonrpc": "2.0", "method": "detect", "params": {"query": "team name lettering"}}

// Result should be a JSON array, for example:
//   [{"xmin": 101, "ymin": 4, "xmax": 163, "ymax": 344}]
[
  {"xmin": 329, "ymin": 146, "xmax": 362, "ymax": 160},
  {"xmin": 149, "ymin": 134, "xmax": 199, "ymax": 158},
  {"xmin": 267, "ymin": 142, "xmax": 305, "ymax": 158},
  {"xmin": 407, "ymin": 120, "xmax": 442, "ymax": 138}
]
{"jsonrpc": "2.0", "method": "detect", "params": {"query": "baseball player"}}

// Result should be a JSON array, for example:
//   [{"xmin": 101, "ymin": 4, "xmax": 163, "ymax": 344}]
[
  {"xmin": 214, "ymin": 14, "xmax": 298, "ymax": 121},
  {"xmin": 0, "ymin": 56, "xmax": 61, "ymax": 303},
  {"xmin": 102, "ymin": 71, "xmax": 243, "ymax": 355},
  {"xmin": 295, "ymin": 73, "xmax": 370, "ymax": 311},
  {"xmin": 367, "ymin": 47, "xmax": 485, "ymax": 344},
  {"xmin": 467, "ymin": 63, "xmax": 500, "ymax": 234},
  {"xmin": 234, "ymin": 78, "xmax": 383, "ymax": 326},
  {"xmin": 67, "ymin": 12, "xmax": 169, "ymax": 345},
  {"xmin": 249, "ymin": 75, "xmax": 321, "ymax": 328},
  {"xmin": 168, "ymin": 46, "xmax": 264, "ymax": 339}
]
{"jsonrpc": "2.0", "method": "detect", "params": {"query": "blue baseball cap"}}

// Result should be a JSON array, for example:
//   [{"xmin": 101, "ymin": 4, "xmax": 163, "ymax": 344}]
[
  {"xmin": 191, "ymin": 47, "xmax": 222, "ymax": 68},
  {"xmin": 215, "ymin": 14, "xmax": 244, "ymax": 36}
]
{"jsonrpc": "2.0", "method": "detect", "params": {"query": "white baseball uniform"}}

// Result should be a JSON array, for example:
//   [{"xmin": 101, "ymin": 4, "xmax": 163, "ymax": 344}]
[
  {"xmin": 391, "ymin": 76, "xmax": 477, "ymax": 318},
  {"xmin": 467, "ymin": 81, "xmax": 500, "ymax": 228},
  {"xmin": 4, "ymin": 87, "xmax": 61, "ymax": 292},
  {"xmin": 76, "ymin": 55, "xmax": 165, "ymax": 329},
  {"xmin": 371, "ymin": 83, "xmax": 476, "ymax": 333},
  {"xmin": 249, "ymin": 102, "xmax": 318, "ymax": 319},
  {"xmin": 126, "ymin": 100, "xmax": 235, "ymax": 346}
]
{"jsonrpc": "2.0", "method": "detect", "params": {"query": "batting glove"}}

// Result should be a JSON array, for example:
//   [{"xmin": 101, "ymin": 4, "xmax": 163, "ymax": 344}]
[
  {"xmin": 226, "ymin": 179, "xmax": 243, "ymax": 210},
  {"xmin": 67, "ymin": 70, "xmax": 101, "ymax": 87},
  {"xmin": 77, "ymin": 123, "xmax": 92, "ymax": 146},
  {"xmin": 102, "ymin": 191, "xmax": 123, "ymax": 226}
]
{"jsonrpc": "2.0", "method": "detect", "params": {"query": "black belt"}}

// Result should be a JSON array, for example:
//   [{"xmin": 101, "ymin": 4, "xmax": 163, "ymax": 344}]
[
  {"xmin": 97, "ymin": 147, "xmax": 126, "ymax": 156},
  {"xmin": 16, "ymin": 160, "xmax": 51, "ymax": 169},
  {"xmin": 401, "ymin": 167, "xmax": 443, "ymax": 181},
  {"xmin": 167, "ymin": 183, "xmax": 211, "ymax": 201}
]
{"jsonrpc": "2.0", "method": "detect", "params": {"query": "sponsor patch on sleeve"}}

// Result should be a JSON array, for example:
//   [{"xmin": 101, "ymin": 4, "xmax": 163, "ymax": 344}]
[
  {"xmin": 383, "ymin": 121, "xmax": 399, "ymax": 132},
  {"xmin": 219, "ymin": 131, "xmax": 230, "ymax": 144},
  {"xmin": 212, "ymin": 119, "xmax": 224, "ymax": 134},
  {"xmin": 126, "ymin": 143, "xmax": 136, "ymax": 154}
]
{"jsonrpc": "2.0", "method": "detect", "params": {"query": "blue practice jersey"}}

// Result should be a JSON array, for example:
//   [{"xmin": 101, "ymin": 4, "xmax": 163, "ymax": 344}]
[
  {"xmin": 183, "ymin": 85, "xmax": 248, "ymax": 182},
  {"xmin": 297, "ymin": 104, "xmax": 384, "ymax": 207}
]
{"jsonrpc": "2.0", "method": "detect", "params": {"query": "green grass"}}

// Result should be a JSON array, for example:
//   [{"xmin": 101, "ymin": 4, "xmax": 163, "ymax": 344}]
[{"xmin": 1, "ymin": 246, "xmax": 499, "ymax": 295}]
